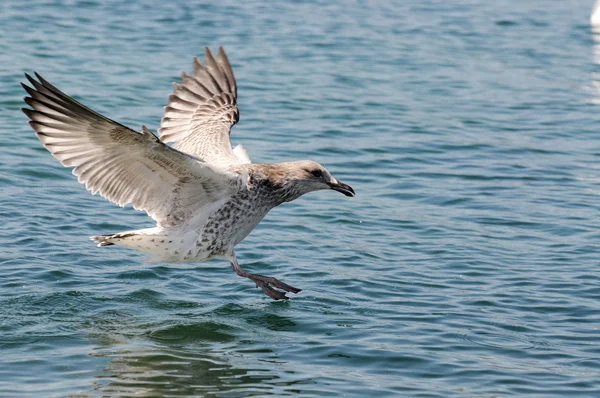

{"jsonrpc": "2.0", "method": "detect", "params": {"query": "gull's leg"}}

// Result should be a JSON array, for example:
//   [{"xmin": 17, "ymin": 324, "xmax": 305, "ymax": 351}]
[{"xmin": 228, "ymin": 252, "xmax": 301, "ymax": 300}]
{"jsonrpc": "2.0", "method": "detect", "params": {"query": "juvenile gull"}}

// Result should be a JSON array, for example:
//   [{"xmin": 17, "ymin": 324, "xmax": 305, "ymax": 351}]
[{"xmin": 21, "ymin": 47, "xmax": 354, "ymax": 300}]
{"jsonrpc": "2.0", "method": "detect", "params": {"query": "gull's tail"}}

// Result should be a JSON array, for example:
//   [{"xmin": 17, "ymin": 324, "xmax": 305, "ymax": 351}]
[
  {"xmin": 90, "ymin": 234, "xmax": 116, "ymax": 247},
  {"xmin": 90, "ymin": 232, "xmax": 146, "ymax": 247},
  {"xmin": 89, "ymin": 227, "xmax": 169, "ymax": 252}
]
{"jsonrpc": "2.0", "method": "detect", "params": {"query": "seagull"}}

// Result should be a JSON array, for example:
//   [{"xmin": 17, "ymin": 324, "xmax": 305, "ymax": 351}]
[
  {"xmin": 21, "ymin": 47, "xmax": 354, "ymax": 300},
  {"xmin": 593, "ymin": 0, "xmax": 600, "ymax": 26}
]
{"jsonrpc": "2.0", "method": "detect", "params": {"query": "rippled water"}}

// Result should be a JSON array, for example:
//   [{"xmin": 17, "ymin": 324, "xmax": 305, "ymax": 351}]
[{"xmin": 1, "ymin": 0, "xmax": 600, "ymax": 396}]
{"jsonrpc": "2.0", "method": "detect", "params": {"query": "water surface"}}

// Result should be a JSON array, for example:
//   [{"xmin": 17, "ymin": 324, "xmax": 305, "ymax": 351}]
[{"xmin": 1, "ymin": 0, "xmax": 600, "ymax": 396}]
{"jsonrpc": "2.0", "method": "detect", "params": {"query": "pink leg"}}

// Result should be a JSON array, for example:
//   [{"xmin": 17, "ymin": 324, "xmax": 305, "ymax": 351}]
[{"xmin": 229, "ymin": 253, "xmax": 301, "ymax": 300}]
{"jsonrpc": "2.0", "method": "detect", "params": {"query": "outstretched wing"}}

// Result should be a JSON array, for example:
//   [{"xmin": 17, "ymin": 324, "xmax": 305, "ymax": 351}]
[
  {"xmin": 158, "ymin": 47, "xmax": 251, "ymax": 167},
  {"xmin": 22, "ymin": 73, "xmax": 243, "ymax": 228}
]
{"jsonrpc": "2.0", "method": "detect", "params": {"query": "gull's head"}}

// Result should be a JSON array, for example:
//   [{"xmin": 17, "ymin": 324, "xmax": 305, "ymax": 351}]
[{"xmin": 279, "ymin": 160, "xmax": 355, "ymax": 201}]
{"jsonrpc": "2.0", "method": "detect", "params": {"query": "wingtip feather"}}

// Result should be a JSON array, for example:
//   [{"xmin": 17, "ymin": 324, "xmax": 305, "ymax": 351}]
[
  {"xmin": 21, "ymin": 107, "xmax": 34, "ymax": 118},
  {"xmin": 193, "ymin": 56, "xmax": 204, "ymax": 74}
]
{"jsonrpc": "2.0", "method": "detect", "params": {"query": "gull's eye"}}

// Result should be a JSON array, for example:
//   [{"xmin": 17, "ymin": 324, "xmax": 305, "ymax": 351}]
[{"xmin": 310, "ymin": 169, "xmax": 323, "ymax": 178}]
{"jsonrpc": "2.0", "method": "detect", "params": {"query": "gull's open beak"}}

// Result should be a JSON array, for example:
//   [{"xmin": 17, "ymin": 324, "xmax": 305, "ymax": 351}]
[{"xmin": 329, "ymin": 181, "xmax": 355, "ymax": 197}]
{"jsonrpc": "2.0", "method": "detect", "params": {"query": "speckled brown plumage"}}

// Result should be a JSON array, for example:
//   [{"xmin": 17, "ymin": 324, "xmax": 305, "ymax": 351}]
[{"xmin": 21, "ymin": 47, "xmax": 354, "ymax": 300}]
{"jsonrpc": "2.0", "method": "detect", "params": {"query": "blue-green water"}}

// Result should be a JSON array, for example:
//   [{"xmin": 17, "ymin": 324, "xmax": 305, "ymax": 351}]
[{"xmin": 2, "ymin": 0, "xmax": 600, "ymax": 396}]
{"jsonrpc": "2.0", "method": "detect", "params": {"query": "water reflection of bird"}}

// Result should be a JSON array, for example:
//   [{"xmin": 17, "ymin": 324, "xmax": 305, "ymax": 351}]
[{"xmin": 21, "ymin": 47, "xmax": 354, "ymax": 300}]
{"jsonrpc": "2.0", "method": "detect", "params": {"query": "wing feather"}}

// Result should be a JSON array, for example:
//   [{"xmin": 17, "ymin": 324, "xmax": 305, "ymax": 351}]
[
  {"xmin": 158, "ymin": 47, "xmax": 249, "ymax": 167},
  {"xmin": 22, "ymin": 73, "xmax": 243, "ymax": 228},
  {"xmin": 233, "ymin": 144, "xmax": 251, "ymax": 164}
]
